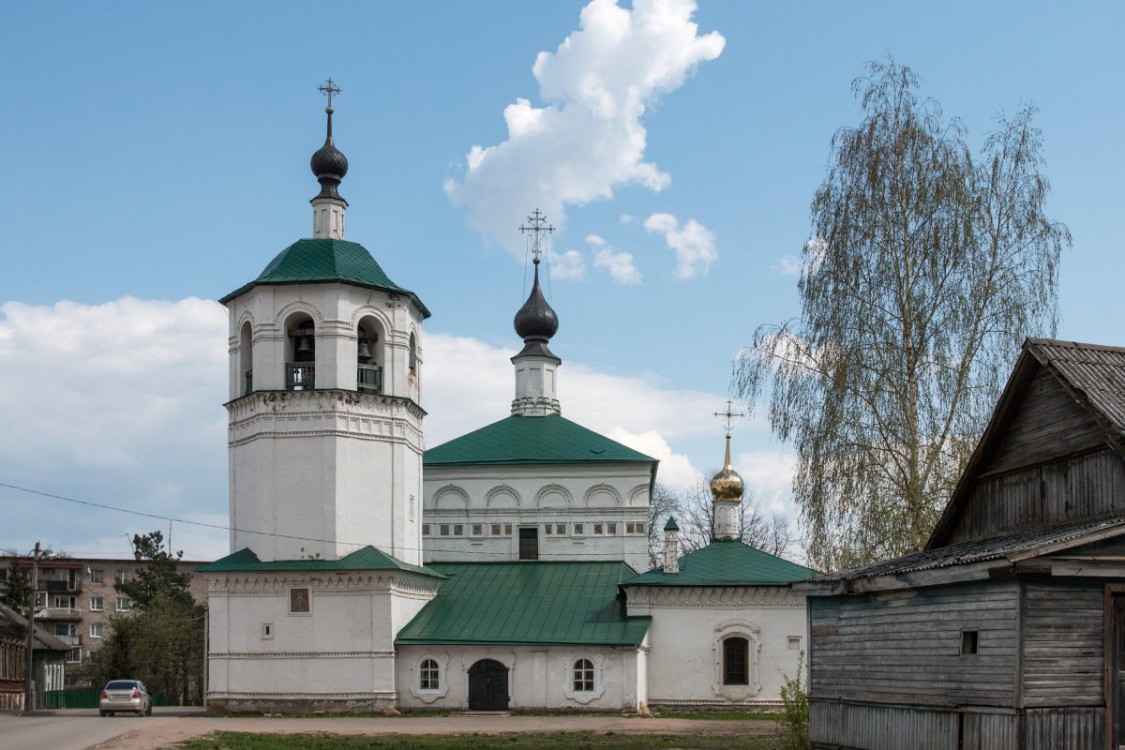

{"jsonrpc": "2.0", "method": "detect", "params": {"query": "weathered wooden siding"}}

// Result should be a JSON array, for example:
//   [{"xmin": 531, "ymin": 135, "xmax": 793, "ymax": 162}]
[
  {"xmin": 948, "ymin": 448, "xmax": 1125, "ymax": 545},
  {"xmin": 986, "ymin": 369, "xmax": 1108, "ymax": 476},
  {"xmin": 809, "ymin": 582, "xmax": 1019, "ymax": 706},
  {"xmin": 1021, "ymin": 582, "xmax": 1104, "ymax": 707},
  {"xmin": 1023, "ymin": 707, "xmax": 1105, "ymax": 749},
  {"xmin": 810, "ymin": 701, "xmax": 1018, "ymax": 750}
]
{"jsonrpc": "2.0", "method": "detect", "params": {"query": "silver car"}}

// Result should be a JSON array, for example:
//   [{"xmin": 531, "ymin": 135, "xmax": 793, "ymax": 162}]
[{"xmin": 99, "ymin": 679, "xmax": 152, "ymax": 717}]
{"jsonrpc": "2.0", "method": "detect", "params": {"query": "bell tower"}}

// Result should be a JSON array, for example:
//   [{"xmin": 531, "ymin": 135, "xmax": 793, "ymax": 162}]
[{"xmin": 220, "ymin": 82, "xmax": 430, "ymax": 564}]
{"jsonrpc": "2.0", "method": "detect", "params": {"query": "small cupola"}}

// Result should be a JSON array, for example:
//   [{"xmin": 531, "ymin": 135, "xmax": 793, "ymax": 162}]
[
  {"xmin": 710, "ymin": 434, "xmax": 745, "ymax": 541},
  {"xmin": 310, "ymin": 79, "xmax": 348, "ymax": 239},
  {"xmin": 511, "ymin": 209, "xmax": 562, "ymax": 417}
]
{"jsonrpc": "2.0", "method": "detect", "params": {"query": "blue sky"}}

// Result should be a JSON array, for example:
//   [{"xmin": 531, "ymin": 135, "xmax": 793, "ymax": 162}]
[{"xmin": 1, "ymin": 0, "xmax": 1121, "ymax": 562}]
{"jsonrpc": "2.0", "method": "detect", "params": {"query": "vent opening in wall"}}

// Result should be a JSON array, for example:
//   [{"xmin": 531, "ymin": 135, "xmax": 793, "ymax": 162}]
[
  {"xmin": 261, "ymin": 623, "xmax": 273, "ymax": 639},
  {"xmin": 787, "ymin": 636, "xmax": 801, "ymax": 651},
  {"xmin": 960, "ymin": 630, "xmax": 978, "ymax": 655}
]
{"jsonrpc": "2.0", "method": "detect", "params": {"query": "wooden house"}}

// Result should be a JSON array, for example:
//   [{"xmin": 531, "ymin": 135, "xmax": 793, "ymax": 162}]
[{"xmin": 799, "ymin": 339, "xmax": 1125, "ymax": 749}]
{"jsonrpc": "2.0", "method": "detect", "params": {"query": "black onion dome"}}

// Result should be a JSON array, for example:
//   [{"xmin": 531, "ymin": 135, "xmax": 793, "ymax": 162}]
[
  {"xmin": 514, "ymin": 263, "xmax": 559, "ymax": 343},
  {"xmin": 310, "ymin": 107, "xmax": 348, "ymax": 201}
]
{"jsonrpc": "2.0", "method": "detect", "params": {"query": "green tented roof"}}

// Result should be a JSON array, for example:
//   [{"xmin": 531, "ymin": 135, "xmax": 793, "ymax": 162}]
[
  {"xmin": 220, "ymin": 238, "xmax": 430, "ymax": 319},
  {"xmin": 626, "ymin": 540, "xmax": 817, "ymax": 587},
  {"xmin": 196, "ymin": 546, "xmax": 443, "ymax": 579},
  {"xmin": 424, "ymin": 415, "xmax": 656, "ymax": 467},
  {"xmin": 396, "ymin": 561, "xmax": 650, "ymax": 647}
]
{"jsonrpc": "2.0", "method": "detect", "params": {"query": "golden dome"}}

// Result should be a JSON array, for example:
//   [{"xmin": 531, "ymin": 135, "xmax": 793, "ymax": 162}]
[{"xmin": 710, "ymin": 434, "xmax": 744, "ymax": 501}]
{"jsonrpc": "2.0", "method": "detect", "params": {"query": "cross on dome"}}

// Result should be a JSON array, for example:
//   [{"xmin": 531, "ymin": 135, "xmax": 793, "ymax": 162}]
[
  {"xmin": 519, "ymin": 209, "xmax": 555, "ymax": 264},
  {"xmin": 318, "ymin": 78, "xmax": 342, "ymax": 111},
  {"xmin": 713, "ymin": 400, "xmax": 746, "ymax": 435}
]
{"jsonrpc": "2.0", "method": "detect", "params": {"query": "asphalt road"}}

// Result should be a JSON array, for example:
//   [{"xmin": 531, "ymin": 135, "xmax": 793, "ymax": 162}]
[{"xmin": 0, "ymin": 709, "xmax": 777, "ymax": 750}]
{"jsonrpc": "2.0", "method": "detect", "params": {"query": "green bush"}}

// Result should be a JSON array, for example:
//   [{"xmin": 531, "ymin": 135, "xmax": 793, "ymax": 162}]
[{"xmin": 778, "ymin": 651, "xmax": 809, "ymax": 750}]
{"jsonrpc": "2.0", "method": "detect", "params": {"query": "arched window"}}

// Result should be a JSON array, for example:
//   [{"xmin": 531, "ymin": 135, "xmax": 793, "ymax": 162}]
[
  {"xmin": 356, "ymin": 322, "xmax": 382, "ymax": 393},
  {"xmin": 409, "ymin": 332, "xmax": 418, "ymax": 375},
  {"xmin": 723, "ymin": 637, "xmax": 749, "ymax": 685},
  {"xmin": 419, "ymin": 658, "xmax": 439, "ymax": 690},
  {"xmin": 286, "ymin": 316, "xmax": 315, "ymax": 390},
  {"xmin": 239, "ymin": 322, "xmax": 253, "ymax": 395},
  {"xmin": 573, "ymin": 658, "xmax": 594, "ymax": 692}
]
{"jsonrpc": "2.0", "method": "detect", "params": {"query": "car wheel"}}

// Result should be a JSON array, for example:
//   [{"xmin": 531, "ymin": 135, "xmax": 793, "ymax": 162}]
[{"xmin": 146, "ymin": 705, "xmax": 153, "ymax": 716}]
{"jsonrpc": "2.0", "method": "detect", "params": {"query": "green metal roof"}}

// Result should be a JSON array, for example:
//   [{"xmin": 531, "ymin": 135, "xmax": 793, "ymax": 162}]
[
  {"xmin": 625, "ymin": 540, "xmax": 818, "ymax": 587},
  {"xmin": 220, "ymin": 238, "xmax": 431, "ymax": 319},
  {"xmin": 424, "ymin": 415, "xmax": 656, "ymax": 467},
  {"xmin": 396, "ymin": 561, "xmax": 650, "ymax": 647},
  {"xmin": 196, "ymin": 546, "xmax": 443, "ymax": 579}
]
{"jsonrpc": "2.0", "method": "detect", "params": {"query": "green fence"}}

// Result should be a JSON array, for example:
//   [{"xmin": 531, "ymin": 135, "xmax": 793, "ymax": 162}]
[{"xmin": 43, "ymin": 688, "xmax": 170, "ymax": 709}]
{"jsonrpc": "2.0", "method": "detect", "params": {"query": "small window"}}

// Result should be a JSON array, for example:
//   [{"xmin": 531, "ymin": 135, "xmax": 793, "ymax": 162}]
[
  {"xmin": 409, "ymin": 332, "xmax": 418, "ymax": 375},
  {"xmin": 544, "ymin": 524, "xmax": 553, "ymax": 535},
  {"xmin": 491, "ymin": 524, "xmax": 503, "ymax": 536},
  {"xmin": 607, "ymin": 523, "xmax": 618, "ymax": 535},
  {"xmin": 573, "ymin": 523, "xmax": 585, "ymax": 536},
  {"xmin": 115, "ymin": 598, "xmax": 132, "ymax": 612},
  {"xmin": 961, "ymin": 630, "xmax": 979, "ymax": 655},
  {"xmin": 504, "ymin": 524, "xmax": 513, "ymax": 535},
  {"xmin": 114, "ymin": 570, "xmax": 129, "ymax": 584},
  {"xmin": 440, "ymin": 524, "xmax": 450, "ymax": 537},
  {"xmin": 453, "ymin": 524, "xmax": 464, "ymax": 537},
  {"xmin": 419, "ymin": 658, "xmax": 440, "ymax": 690},
  {"xmin": 788, "ymin": 636, "xmax": 801, "ymax": 651},
  {"xmin": 53, "ymin": 595, "xmax": 77, "ymax": 609},
  {"xmin": 289, "ymin": 588, "xmax": 310, "ymax": 614},
  {"xmin": 89, "ymin": 596, "xmax": 104, "ymax": 612},
  {"xmin": 90, "ymin": 623, "xmax": 104, "ymax": 638},
  {"xmin": 573, "ymin": 658, "xmax": 594, "ymax": 692},
  {"xmin": 556, "ymin": 524, "xmax": 566, "ymax": 535},
  {"xmin": 723, "ymin": 637, "xmax": 750, "ymax": 685},
  {"xmin": 89, "ymin": 569, "xmax": 104, "ymax": 584},
  {"xmin": 261, "ymin": 623, "xmax": 273, "ymax": 639},
  {"xmin": 422, "ymin": 524, "xmax": 431, "ymax": 537},
  {"xmin": 593, "ymin": 523, "xmax": 604, "ymax": 535},
  {"xmin": 471, "ymin": 524, "xmax": 483, "ymax": 537}
]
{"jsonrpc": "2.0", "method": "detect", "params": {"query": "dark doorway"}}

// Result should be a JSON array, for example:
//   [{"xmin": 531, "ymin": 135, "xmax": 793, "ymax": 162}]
[
  {"xmin": 468, "ymin": 659, "xmax": 509, "ymax": 711},
  {"xmin": 519, "ymin": 527, "xmax": 538, "ymax": 560}
]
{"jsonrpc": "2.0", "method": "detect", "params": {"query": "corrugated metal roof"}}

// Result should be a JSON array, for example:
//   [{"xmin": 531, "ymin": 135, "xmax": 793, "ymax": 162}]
[
  {"xmin": 813, "ymin": 514, "xmax": 1125, "ymax": 583},
  {"xmin": 1029, "ymin": 338, "xmax": 1125, "ymax": 437},
  {"xmin": 220, "ymin": 238, "xmax": 430, "ymax": 318},
  {"xmin": 396, "ymin": 561, "xmax": 650, "ymax": 647},
  {"xmin": 196, "ymin": 546, "xmax": 443, "ymax": 579},
  {"xmin": 626, "ymin": 540, "xmax": 817, "ymax": 587},
  {"xmin": 424, "ymin": 414, "xmax": 656, "ymax": 467}
]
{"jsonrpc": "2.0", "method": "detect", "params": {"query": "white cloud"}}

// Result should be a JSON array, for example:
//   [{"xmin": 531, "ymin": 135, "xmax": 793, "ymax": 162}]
[
  {"xmin": 643, "ymin": 212, "xmax": 718, "ymax": 278},
  {"xmin": 607, "ymin": 428, "xmax": 702, "ymax": 491},
  {"xmin": 771, "ymin": 255, "xmax": 802, "ymax": 276},
  {"xmin": 549, "ymin": 249, "xmax": 588, "ymax": 281},
  {"xmin": 735, "ymin": 450, "xmax": 796, "ymax": 516},
  {"xmin": 445, "ymin": 0, "xmax": 724, "ymax": 255},
  {"xmin": 585, "ymin": 233, "xmax": 641, "ymax": 283}
]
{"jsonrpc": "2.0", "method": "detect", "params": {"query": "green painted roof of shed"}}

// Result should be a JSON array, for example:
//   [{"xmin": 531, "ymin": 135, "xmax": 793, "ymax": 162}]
[
  {"xmin": 196, "ymin": 545, "xmax": 443, "ymax": 579},
  {"xmin": 220, "ymin": 238, "xmax": 430, "ymax": 318},
  {"xmin": 396, "ymin": 561, "xmax": 650, "ymax": 647},
  {"xmin": 625, "ymin": 540, "xmax": 817, "ymax": 587},
  {"xmin": 424, "ymin": 415, "xmax": 656, "ymax": 467}
]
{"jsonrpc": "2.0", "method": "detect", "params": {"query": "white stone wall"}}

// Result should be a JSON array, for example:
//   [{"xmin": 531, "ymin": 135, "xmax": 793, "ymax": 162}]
[
  {"xmin": 423, "ymin": 463, "xmax": 652, "ymax": 571},
  {"xmin": 205, "ymin": 570, "xmax": 438, "ymax": 710},
  {"xmin": 625, "ymin": 585, "xmax": 808, "ymax": 705},
  {"xmin": 395, "ymin": 643, "xmax": 648, "ymax": 711}
]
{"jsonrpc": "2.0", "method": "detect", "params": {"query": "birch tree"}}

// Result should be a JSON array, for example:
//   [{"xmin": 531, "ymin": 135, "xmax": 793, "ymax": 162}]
[{"xmin": 734, "ymin": 60, "xmax": 1069, "ymax": 570}]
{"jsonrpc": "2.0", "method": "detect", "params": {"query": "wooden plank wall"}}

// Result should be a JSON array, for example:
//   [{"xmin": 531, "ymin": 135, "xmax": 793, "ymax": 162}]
[
  {"xmin": 809, "ymin": 582, "xmax": 1019, "ymax": 706},
  {"xmin": 948, "ymin": 448, "xmax": 1125, "ymax": 545},
  {"xmin": 1021, "ymin": 582, "xmax": 1104, "ymax": 707},
  {"xmin": 986, "ymin": 370, "xmax": 1107, "ymax": 476},
  {"xmin": 1023, "ymin": 707, "xmax": 1105, "ymax": 749},
  {"xmin": 810, "ymin": 700, "xmax": 958, "ymax": 750}
]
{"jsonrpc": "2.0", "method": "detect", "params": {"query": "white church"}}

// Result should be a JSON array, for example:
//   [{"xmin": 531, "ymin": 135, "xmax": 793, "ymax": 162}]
[{"xmin": 200, "ymin": 87, "xmax": 814, "ymax": 713}]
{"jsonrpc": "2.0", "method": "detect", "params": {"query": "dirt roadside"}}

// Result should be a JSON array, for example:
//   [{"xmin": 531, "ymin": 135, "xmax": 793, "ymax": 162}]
[{"xmin": 87, "ymin": 713, "xmax": 781, "ymax": 750}]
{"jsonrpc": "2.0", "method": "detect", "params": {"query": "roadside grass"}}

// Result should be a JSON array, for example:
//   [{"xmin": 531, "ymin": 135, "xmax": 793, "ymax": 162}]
[{"xmin": 172, "ymin": 731, "xmax": 783, "ymax": 750}]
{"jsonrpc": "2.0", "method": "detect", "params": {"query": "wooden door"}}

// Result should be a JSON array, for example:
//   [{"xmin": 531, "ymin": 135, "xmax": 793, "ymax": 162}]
[{"xmin": 468, "ymin": 659, "xmax": 509, "ymax": 711}]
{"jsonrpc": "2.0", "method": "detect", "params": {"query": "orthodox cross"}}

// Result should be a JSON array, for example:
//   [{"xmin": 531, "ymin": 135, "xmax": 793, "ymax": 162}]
[
  {"xmin": 318, "ymin": 79, "xmax": 342, "ymax": 109},
  {"xmin": 714, "ymin": 400, "xmax": 746, "ymax": 434},
  {"xmin": 519, "ymin": 209, "xmax": 555, "ymax": 262}
]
